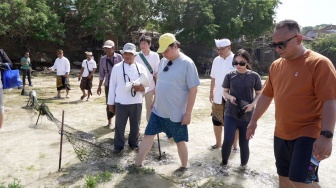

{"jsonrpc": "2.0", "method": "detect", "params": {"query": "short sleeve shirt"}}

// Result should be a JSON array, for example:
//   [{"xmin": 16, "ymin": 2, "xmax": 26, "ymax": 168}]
[
  {"xmin": 134, "ymin": 51, "xmax": 160, "ymax": 92},
  {"xmin": 210, "ymin": 53, "xmax": 236, "ymax": 104},
  {"xmin": 152, "ymin": 53, "xmax": 200, "ymax": 122},
  {"xmin": 262, "ymin": 50, "xmax": 336, "ymax": 139},
  {"xmin": 21, "ymin": 57, "xmax": 30, "ymax": 69},
  {"xmin": 81, "ymin": 59, "xmax": 97, "ymax": 77},
  {"xmin": 223, "ymin": 70, "xmax": 262, "ymax": 122}
]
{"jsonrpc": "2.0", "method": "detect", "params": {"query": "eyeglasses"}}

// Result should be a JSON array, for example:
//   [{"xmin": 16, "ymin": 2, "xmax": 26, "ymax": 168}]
[
  {"xmin": 232, "ymin": 60, "xmax": 247, "ymax": 66},
  {"xmin": 163, "ymin": 61, "xmax": 173, "ymax": 72},
  {"xmin": 268, "ymin": 35, "xmax": 297, "ymax": 50},
  {"xmin": 216, "ymin": 46, "xmax": 228, "ymax": 51}
]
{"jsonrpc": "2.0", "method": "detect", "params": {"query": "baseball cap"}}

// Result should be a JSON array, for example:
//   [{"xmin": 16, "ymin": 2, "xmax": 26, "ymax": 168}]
[
  {"xmin": 157, "ymin": 33, "xmax": 176, "ymax": 53},
  {"xmin": 103, "ymin": 40, "xmax": 115, "ymax": 48}
]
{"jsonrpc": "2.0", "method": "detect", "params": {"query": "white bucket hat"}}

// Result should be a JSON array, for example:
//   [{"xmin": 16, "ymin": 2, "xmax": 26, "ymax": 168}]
[{"xmin": 120, "ymin": 43, "xmax": 138, "ymax": 55}]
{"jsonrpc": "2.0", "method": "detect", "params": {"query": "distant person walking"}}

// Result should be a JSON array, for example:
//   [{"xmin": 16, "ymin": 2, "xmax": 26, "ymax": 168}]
[
  {"xmin": 78, "ymin": 51, "xmax": 97, "ymax": 101},
  {"xmin": 21, "ymin": 51, "xmax": 32, "ymax": 87},
  {"xmin": 97, "ymin": 40, "xmax": 123, "ymax": 129},
  {"xmin": 48, "ymin": 49, "xmax": 71, "ymax": 99},
  {"xmin": 247, "ymin": 20, "xmax": 336, "ymax": 187},
  {"xmin": 204, "ymin": 63, "xmax": 211, "ymax": 76}
]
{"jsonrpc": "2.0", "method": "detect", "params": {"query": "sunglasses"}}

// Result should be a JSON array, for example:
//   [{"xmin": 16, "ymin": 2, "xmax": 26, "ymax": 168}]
[
  {"xmin": 232, "ymin": 60, "xmax": 247, "ymax": 66},
  {"xmin": 268, "ymin": 35, "xmax": 297, "ymax": 50},
  {"xmin": 163, "ymin": 61, "xmax": 173, "ymax": 72}
]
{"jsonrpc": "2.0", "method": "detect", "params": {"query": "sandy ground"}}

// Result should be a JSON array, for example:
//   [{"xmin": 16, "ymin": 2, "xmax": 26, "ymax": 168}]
[{"xmin": 0, "ymin": 70, "xmax": 335, "ymax": 188}]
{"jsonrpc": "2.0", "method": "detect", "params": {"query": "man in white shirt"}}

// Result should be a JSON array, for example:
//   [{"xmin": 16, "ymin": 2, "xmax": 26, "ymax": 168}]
[
  {"xmin": 209, "ymin": 39, "xmax": 238, "ymax": 150},
  {"xmin": 107, "ymin": 43, "xmax": 148, "ymax": 153},
  {"xmin": 48, "ymin": 49, "xmax": 71, "ymax": 99},
  {"xmin": 78, "ymin": 51, "xmax": 97, "ymax": 101},
  {"xmin": 134, "ymin": 35, "xmax": 160, "ymax": 122}
]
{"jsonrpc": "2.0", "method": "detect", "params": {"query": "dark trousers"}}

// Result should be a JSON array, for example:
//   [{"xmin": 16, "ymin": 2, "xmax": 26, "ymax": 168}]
[
  {"xmin": 222, "ymin": 115, "xmax": 250, "ymax": 166},
  {"xmin": 104, "ymin": 86, "xmax": 114, "ymax": 120},
  {"xmin": 113, "ymin": 103, "xmax": 142, "ymax": 150},
  {"xmin": 22, "ymin": 69, "xmax": 31, "ymax": 86}
]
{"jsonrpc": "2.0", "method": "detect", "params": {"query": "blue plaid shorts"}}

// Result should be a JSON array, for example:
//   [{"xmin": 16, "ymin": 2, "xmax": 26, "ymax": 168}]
[{"xmin": 144, "ymin": 113, "xmax": 188, "ymax": 143}]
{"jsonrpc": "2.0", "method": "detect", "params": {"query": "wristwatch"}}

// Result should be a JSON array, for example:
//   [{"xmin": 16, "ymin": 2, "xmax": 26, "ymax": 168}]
[{"xmin": 320, "ymin": 131, "xmax": 333, "ymax": 138}]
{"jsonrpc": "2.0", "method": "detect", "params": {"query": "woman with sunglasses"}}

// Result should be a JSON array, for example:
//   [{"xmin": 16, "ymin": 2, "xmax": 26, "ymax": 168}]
[{"xmin": 221, "ymin": 49, "xmax": 262, "ymax": 169}]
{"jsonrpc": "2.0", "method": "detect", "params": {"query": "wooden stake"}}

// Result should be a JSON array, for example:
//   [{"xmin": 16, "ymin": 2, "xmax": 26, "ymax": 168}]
[{"xmin": 58, "ymin": 110, "xmax": 65, "ymax": 171}]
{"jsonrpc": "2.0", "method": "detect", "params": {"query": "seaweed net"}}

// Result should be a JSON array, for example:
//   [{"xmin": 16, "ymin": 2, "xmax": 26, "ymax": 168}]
[{"xmin": 26, "ymin": 91, "xmax": 116, "ymax": 162}]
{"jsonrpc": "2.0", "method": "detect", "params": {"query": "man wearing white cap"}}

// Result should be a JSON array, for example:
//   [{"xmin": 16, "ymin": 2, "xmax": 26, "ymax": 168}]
[
  {"xmin": 78, "ymin": 51, "xmax": 97, "ymax": 101},
  {"xmin": 98, "ymin": 40, "xmax": 123, "ymax": 129},
  {"xmin": 107, "ymin": 43, "xmax": 148, "ymax": 153},
  {"xmin": 135, "ymin": 33, "xmax": 200, "ymax": 170},
  {"xmin": 210, "ymin": 38, "xmax": 238, "ymax": 150}
]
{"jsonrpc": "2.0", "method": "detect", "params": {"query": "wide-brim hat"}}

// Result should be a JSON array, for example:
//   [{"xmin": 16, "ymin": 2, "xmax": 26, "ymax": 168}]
[{"xmin": 120, "ymin": 43, "xmax": 138, "ymax": 55}]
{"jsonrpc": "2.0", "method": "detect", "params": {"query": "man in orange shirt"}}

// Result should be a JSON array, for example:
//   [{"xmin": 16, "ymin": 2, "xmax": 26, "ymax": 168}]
[{"xmin": 247, "ymin": 20, "xmax": 336, "ymax": 188}]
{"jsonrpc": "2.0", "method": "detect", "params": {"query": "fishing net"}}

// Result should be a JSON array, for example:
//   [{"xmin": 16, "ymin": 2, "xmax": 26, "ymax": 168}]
[{"xmin": 26, "ymin": 91, "xmax": 116, "ymax": 162}]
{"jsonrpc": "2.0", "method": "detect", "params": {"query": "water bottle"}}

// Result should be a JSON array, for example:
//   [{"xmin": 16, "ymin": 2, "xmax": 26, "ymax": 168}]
[{"xmin": 306, "ymin": 155, "xmax": 319, "ymax": 183}]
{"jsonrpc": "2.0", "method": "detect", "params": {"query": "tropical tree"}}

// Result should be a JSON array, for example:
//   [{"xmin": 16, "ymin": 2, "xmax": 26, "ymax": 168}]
[
  {"xmin": 0, "ymin": 0, "xmax": 64, "ymax": 46},
  {"xmin": 310, "ymin": 33, "xmax": 336, "ymax": 67}
]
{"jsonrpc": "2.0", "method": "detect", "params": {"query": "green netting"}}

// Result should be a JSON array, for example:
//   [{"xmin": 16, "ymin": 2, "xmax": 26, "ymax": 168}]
[{"xmin": 26, "ymin": 91, "xmax": 116, "ymax": 162}]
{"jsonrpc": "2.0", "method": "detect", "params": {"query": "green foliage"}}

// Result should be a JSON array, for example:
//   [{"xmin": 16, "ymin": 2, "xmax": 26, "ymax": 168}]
[
  {"xmin": 0, "ymin": 0, "xmax": 64, "ymax": 44},
  {"xmin": 311, "ymin": 33, "xmax": 336, "ymax": 55},
  {"xmin": 0, "ymin": 0, "xmax": 281, "ymax": 47},
  {"xmin": 158, "ymin": 0, "xmax": 280, "ymax": 45},
  {"xmin": 84, "ymin": 171, "xmax": 112, "ymax": 188},
  {"xmin": 178, "ymin": 0, "xmax": 218, "ymax": 45},
  {"xmin": 0, "ymin": 179, "xmax": 24, "ymax": 188}
]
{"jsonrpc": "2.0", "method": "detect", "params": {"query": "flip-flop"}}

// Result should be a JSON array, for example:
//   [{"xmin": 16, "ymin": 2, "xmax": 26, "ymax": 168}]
[{"xmin": 53, "ymin": 96, "xmax": 61, "ymax": 99}]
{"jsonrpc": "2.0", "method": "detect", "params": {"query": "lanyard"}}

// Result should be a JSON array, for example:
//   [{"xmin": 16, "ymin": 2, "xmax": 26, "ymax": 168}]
[
  {"xmin": 122, "ymin": 61, "xmax": 140, "ymax": 84},
  {"xmin": 122, "ymin": 61, "xmax": 140, "ymax": 97},
  {"xmin": 106, "ymin": 56, "xmax": 115, "ymax": 85}
]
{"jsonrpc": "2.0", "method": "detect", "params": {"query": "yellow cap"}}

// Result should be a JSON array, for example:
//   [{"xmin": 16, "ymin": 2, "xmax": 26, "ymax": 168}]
[{"xmin": 157, "ymin": 33, "xmax": 176, "ymax": 53}]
